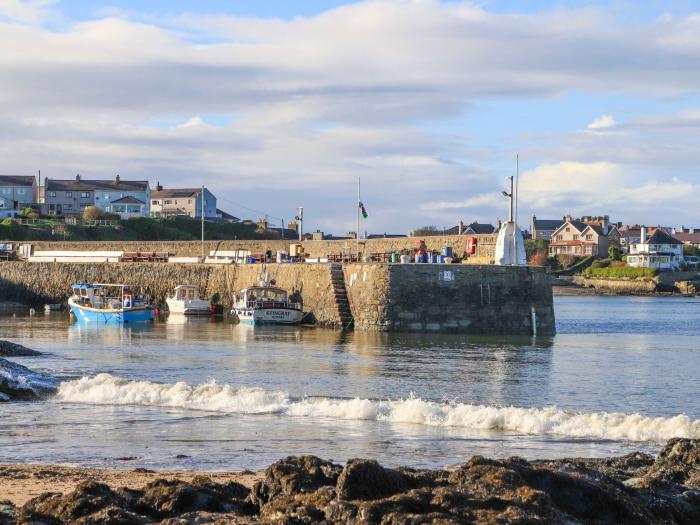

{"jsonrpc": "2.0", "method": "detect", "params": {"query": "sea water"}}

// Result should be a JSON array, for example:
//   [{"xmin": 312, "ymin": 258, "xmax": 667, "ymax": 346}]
[{"xmin": 1, "ymin": 295, "xmax": 699, "ymax": 470}]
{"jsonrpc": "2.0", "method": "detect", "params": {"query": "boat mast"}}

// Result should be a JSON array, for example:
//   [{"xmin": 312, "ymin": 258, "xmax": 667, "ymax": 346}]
[
  {"xmin": 201, "ymin": 185, "xmax": 205, "ymax": 262},
  {"xmin": 356, "ymin": 177, "xmax": 360, "ymax": 260}
]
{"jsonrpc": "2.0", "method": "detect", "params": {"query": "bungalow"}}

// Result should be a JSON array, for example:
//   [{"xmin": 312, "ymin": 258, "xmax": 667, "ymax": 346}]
[
  {"xmin": 548, "ymin": 220, "xmax": 609, "ymax": 258},
  {"xmin": 627, "ymin": 228, "xmax": 684, "ymax": 270}
]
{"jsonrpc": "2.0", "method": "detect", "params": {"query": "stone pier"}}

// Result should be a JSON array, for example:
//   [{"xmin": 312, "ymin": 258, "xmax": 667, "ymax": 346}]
[{"xmin": 0, "ymin": 262, "xmax": 555, "ymax": 335}]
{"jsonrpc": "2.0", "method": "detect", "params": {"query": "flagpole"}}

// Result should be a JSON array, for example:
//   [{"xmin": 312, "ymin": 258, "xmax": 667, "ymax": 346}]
[{"xmin": 356, "ymin": 177, "xmax": 360, "ymax": 261}]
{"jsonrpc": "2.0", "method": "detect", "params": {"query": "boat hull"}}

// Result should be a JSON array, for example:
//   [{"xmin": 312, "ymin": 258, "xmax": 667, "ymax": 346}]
[
  {"xmin": 234, "ymin": 307, "xmax": 303, "ymax": 325},
  {"xmin": 69, "ymin": 298, "xmax": 154, "ymax": 325},
  {"xmin": 166, "ymin": 298, "xmax": 212, "ymax": 315}
]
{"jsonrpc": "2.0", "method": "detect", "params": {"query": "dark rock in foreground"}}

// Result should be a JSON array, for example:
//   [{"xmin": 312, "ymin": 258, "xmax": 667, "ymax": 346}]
[
  {"xmin": 0, "ymin": 357, "xmax": 56, "ymax": 401},
  {"xmin": 5, "ymin": 438, "xmax": 700, "ymax": 524},
  {"xmin": 0, "ymin": 341, "xmax": 41, "ymax": 358}
]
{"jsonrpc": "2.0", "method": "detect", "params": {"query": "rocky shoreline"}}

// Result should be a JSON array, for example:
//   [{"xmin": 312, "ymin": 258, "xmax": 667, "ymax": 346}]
[{"xmin": 0, "ymin": 439, "xmax": 699, "ymax": 524}]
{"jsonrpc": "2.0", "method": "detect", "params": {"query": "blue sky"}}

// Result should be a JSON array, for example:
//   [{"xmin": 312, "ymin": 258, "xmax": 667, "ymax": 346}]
[{"xmin": 1, "ymin": 0, "xmax": 700, "ymax": 232}]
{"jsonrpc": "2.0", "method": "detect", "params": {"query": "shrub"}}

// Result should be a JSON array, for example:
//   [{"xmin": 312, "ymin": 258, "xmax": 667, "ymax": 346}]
[
  {"xmin": 583, "ymin": 266, "xmax": 657, "ymax": 279},
  {"xmin": 557, "ymin": 254, "xmax": 580, "ymax": 269},
  {"xmin": 528, "ymin": 249, "xmax": 548, "ymax": 267},
  {"xmin": 82, "ymin": 206, "xmax": 103, "ymax": 220}
]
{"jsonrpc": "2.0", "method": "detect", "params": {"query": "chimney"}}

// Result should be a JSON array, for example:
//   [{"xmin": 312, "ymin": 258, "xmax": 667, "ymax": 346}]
[
  {"xmin": 75, "ymin": 174, "xmax": 81, "ymax": 182},
  {"xmin": 115, "ymin": 174, "xmax": 120, "ymax": 183},
  {"xmin": 156, "ymin": 181, "xmax": 163, "ymax": 191},
  {"xmin": 458, "ymin": 219, "xmax": 464, "ymax": 235},
  {"xmin": 640, "ymin": 226, "xmax": 647, "ymax": 244}
]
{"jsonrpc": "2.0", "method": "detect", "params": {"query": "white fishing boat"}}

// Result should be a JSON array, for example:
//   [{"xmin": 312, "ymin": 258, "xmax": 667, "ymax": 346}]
[
  {"xmin": 231, "ymin": 277, "xmax": 303, "ymax": 326},
  {"xmin": 166, "ymin": 285, "xmax": 212, "ymax": 315}
]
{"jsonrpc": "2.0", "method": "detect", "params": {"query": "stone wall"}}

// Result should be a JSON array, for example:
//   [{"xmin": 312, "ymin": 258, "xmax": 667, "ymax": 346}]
[
  {"xmin": 19, "ymin": 234, "xmax": 496, "ymax": 261},
  {"xmin": 383, "ymin": 265, "xmax": 555, "ymax": 335},
  {"xmin": 0, "ymin": 262, "xmax": 341, "ymax": 327},
  {"xmin": 573, "ymin": 276, "xmax": 658, "ymax": 294},
  {"xmin": 0, "ymin": 260, "xmax": 554, "ymax": 334}
]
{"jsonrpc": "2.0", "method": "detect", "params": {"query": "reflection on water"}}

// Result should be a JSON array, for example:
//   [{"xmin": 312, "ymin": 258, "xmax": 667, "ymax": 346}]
[{"xmin": 0, "ymin": 296, "xmax": 699, "ymax": 470}]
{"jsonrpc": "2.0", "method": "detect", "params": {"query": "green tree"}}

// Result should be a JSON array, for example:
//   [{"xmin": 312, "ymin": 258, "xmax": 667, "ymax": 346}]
[
  {"xmin": 683, "ymin": 244, "xmax": 700, "ymax": 257},
  {"xmin": 608, "ymin": 245, "xmax": 621, "ymax": 261}
]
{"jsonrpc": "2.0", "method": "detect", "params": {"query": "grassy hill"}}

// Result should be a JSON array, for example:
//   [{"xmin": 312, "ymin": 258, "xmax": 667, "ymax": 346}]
[{"xmin": 0, "ymin": 217, "xmax": 280, "ymax": 241}]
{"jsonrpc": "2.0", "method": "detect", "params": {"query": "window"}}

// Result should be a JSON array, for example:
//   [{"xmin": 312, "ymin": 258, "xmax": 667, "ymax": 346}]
[
  {"xmin": 103, "ymin": 193, "xmax": 109, "ymax": 199},
  {"xmin": 152, "ymin": 200, "xmax": 159, "ymax": 205},
  {"xmin": 127, "ymin": 205, "xmax": 141, "ymax": 213},
  {"xmin": 64, "ymin": 204, "xmax": 72, "ymax": 210},
  {"xmin": 565, "ymin": 227, "xmax": 570, "ymax": 232},
  {"xmin": 0, "ymin": 201, "xmax": 4, "ymax": 208},
  {"xmin": 586, "ymin": 234, "xmax": 593, "ymax": 240},
  {"xmin": 65, "ymin": 191, "xmax": 72, "ymax": 197},
  {"xmin": 556, "ymin": 235, "xmax": 563, "ymax": 241},
  {"xmin": 1, "ymin": 188, "xmax": 10, "ymax": 194},
  {"xmin": 48, "ymin": 191, "xmax": 56, "ymax": 198},
  {"xmin": 17, "ymin": 188, "xmax": 26, "ymax": 195},
  {"xmin": 113, "ymin": 205, "xmax": 126, "ymax": 213},
  {"xmin": 164, "ymin": 199, "xmax": 172, "ymax": 205},
  {"xmin": 81, "ymin": 192, "xmax": 90, "ymax": 198},
  {"xmin": 573, "ymin": 235, "xmax": 579, "ymax": 241}
]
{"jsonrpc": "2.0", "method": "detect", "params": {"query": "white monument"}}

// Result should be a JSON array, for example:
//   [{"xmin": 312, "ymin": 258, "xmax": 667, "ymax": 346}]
[{"xmin": 495, "ymin": 174, "xmax": 526, "ymax": 266}]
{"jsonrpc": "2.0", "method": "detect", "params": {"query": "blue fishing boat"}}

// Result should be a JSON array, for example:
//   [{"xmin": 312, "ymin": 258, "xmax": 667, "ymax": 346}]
[{"xmin": 68, "ymin": 283, "xmax": 154, "ymax": 325}]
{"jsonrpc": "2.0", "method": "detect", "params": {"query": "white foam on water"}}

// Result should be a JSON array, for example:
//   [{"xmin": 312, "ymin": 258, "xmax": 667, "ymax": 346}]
[{"xmin": 56, "ymin": 373, "xmax": 700, "ymax": 443}]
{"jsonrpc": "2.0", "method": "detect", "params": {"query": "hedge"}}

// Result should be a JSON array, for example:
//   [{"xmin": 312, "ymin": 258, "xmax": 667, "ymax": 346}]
[{"xmin": 583, "ymin": 266, "xmax": 658, "ymax": 279}]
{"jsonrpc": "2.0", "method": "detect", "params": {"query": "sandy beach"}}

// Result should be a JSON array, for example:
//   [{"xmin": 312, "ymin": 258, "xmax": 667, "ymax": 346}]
[{"xmin": 0, "ymin": 464, "xmax": 261, "ymax": 506}]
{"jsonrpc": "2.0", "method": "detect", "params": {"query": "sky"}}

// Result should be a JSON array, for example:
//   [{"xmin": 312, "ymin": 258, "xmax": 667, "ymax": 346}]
[{"xmin": 1, "ymin": 0, "xmax": 700, "ymax": 234}]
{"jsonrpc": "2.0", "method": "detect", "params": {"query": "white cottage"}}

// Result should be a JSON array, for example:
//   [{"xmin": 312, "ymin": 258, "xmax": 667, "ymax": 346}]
[{"xmin": 627, "ymin": 227, "xmax": 684, "ymax": 270}]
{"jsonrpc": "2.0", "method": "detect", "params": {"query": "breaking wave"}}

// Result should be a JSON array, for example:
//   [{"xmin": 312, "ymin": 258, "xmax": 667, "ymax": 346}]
[{"xmin": 56, "ymin": 373, "xmax": 700, "ymax": 443}]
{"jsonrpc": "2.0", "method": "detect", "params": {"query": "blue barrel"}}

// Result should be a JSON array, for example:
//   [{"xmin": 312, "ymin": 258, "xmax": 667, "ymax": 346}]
[
  {"xmin": 248, "ymin": 257, "xmax": 256, "ymax": 263},
  {"xmin": 442, "ymin": 246, "xmax": 453, "ymax": 257},
  {"xmin": 439, "ymin": 255, "xmax": 446, "ymax": 264},
  {"xmin": 431, "ymin": 254, "xmax": 439, "ymax": 264}
]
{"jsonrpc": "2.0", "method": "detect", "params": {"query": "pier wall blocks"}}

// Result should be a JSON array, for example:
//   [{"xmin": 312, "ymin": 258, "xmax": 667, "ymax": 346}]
[
  {"xmin": 20, "ymin": 234, "xmax": 496, "ymax": 261},
  {"xmin": 382, "ymin": 264, "xmax": 555, "ymax": 335},
  {"xmin": 0, "ymin": 262, "xmax": 554, "ymax": 334}
]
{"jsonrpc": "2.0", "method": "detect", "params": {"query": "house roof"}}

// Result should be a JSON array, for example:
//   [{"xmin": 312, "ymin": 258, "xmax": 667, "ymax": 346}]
[
  {"xmin": 643, "ymin": 229, "xmax": 683, "ymax": 245},
  {"xmin": 216, "ymin": 208, "xmax": 240, "ymax": 221},
  {"xmin": 367, "ymin": 233, "xmax": 407, "ymax": 239},
  {"xmin": 584, "ymin": 224, "xmax": 606, "ymax": 236},
  {"xmin": 674, "ymin": 232, "xmax": 700, "ymax": 243},
  {"xmin": 0, "ymin": 175, "xmax": 36, "ymax": 187},
  {"xmin": 110, "ymin": 196, "xmax": 145, "ymax": 204},
  {"xmin": 533, "ymin": 219, "xmax": 563, "ymax": 230},
  {"xmin": 463, "ymin": 222, "xmax": 496, "ymax": 234},
  {"xmin": 46, "ymin": 178, "xmax": 148, "ymax": 192},
  {"xmin": 152, "ymin": 188, "xmax": 201, "ymax": 199},
  {"xmin": 552, "ymin": 220, "xmax": 588, "ymax": 236}
]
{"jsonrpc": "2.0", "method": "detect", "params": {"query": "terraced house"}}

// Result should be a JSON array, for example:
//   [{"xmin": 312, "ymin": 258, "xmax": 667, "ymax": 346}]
[
  {"xmin": 0, "ymin": 175, "xmax": 37, "ymax": 217},
  {"xmin": 548, "ymin": 219, "xmax": 609, "ymax": 258},
  {"xmin": 44, "ymin": 175, "xmax": 150, "ymax": 218}
]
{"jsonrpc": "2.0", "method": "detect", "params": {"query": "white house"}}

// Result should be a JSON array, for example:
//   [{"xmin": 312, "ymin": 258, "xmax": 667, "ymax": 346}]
[{"xmin": 627, "ymin": 227, "xmax": 684, "ymax": 270}]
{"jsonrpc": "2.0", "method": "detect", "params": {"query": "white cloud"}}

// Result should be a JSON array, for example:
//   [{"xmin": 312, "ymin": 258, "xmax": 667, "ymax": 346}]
[{"xmin": 587, "ymin": 114, "xmax": 615, "ymax": 130}]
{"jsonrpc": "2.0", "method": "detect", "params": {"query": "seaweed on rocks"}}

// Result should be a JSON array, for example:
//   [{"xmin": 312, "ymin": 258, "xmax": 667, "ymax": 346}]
[
  {"xmin": 9, "ymin": 439, "xmax": 700, "ymax": 524},
  {"xmin": 0, "ymin": 357, "xmax": 56, "ymax": 401},
  {"xmin": 0, "ymin": 341, "xmax": 41, "ymax": 358}
]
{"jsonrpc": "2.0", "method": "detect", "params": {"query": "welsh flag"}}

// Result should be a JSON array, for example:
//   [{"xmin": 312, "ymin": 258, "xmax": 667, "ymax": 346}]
[{"xmin": 359, "ymin": 201, "xmax": 368, "ymax": 219}]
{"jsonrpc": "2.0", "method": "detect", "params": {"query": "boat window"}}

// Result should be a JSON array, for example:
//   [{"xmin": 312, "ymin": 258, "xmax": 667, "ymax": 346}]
[
  {"xmin": 80, "ymin": 289, "xmax": 88, "ymax": 297},
  {"xmin": 187, "ymin": 289, "xmax": 195, "ymax": 300}
]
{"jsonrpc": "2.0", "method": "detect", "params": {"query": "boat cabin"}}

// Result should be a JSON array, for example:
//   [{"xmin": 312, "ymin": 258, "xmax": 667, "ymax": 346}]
[
  {"xmin": 71, "ymin": 283, "xmax": 144, "ymax": 310},
  {"xmin": 236, "ymin": 286, "xmax": 292, "ymax": 308},
  {"xmin": 172, "ymin": 285, "xmax": 201, "ymax": 301}
]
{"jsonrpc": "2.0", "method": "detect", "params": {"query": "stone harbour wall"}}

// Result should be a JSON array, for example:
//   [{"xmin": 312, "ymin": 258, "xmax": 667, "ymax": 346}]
[
  {"xmin": 0, "ymin": 261, "xmax": 554, "ymax": 334},
  {"xmin": 384, "ymin": 264, "xmax": 555, "ymax": 335}
]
